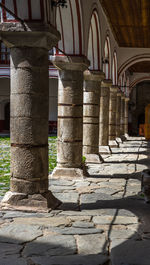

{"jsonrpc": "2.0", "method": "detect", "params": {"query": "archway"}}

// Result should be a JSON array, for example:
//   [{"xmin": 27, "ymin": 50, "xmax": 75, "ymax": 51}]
[{"xmin": 87, "ymin": 10, "xmax": 101, "ymax": 70}]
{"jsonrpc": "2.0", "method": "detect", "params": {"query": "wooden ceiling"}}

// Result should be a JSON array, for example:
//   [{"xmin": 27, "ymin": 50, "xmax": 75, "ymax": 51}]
[
  {"xmin": 100, "ymin": 0, "xmax": 150, "ymax": 47},
  {"xmin": 128, "ymin": 61, "xmax": 150, "ymax": 73}
]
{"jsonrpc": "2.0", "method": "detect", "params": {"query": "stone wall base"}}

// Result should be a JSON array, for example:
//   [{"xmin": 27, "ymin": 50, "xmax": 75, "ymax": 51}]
[
  {"xmin": 85, "ymin": 154, "xmax": 104, "ymax": 164},
  {"xmin": 99, "ymin": 145, "xmax": 112, "ymax": 154},
  {"xmin": 1, "ymin": 191, "xmax": 61, "ymax": 212},
  {"xmin": 109, "ymin": 140, "xmax": 119, "ymax": 148},
  {"xmin": 51, "ymin": 167, "xmax": 87, "ymax": 179}
]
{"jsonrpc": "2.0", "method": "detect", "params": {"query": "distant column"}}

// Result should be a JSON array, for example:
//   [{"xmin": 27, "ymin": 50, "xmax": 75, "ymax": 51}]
[
  {"xmin": 120, "ymin": 93, "xmax": 126, "ymax": 140},
  {"xmin": 116, "ymin": 89, "xmax": 122, "ymax": 141},
  {"xmin": 52, "ymin": 56, "xmax": 89, "ymax": 178},
  {"xmin": 99, "ymin": 80, "xmax": 112, "ymax": 154},
  {"xmin": 83, "ymin": 70, "xmax": 105, "ymax": 163},
  {"xmin": 108, "ymin": 86, "xmax": 119, "ymax": 147},
  {"xmin": 124, "ymin": 97, "xmax": 130, "ymax": 136}
]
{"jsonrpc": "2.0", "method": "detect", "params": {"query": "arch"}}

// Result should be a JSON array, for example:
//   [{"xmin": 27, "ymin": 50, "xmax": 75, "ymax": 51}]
[
  {"xmin": 112, "ymin": 51, "xmax": 118, "ymax": 85},
  {"xmin": 130, "ymin": 77, "xmax": 150, "ymax": 90},
  {"xmin": 87, "ymin": 9, "xmax": 101, "ymax": 71},
  {"xmin": 55, "ymin": 0, "xmax": 83, "ymax": 55},
  {"xmin": 118, "ymin": 54, "xmax": 150, "ymax": 77},
  {"xmin": 103, "ymin": 36, "xmax": 111, "ymax": 79}
]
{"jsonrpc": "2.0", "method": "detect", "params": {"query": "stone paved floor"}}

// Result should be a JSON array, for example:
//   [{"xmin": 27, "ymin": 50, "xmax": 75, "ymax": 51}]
[{"xmin": 0, "ymin": 137, "xmax": 150, "ymax": 265}]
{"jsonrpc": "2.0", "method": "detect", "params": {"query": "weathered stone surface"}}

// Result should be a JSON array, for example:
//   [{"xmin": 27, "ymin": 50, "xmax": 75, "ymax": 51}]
[
  {"xmin": 13, "ymin": 216, "xmax": 70, "ymax": 227},
  {"xmin": 76, "ymin": 234, "xmax": 108, "ymax": 255},
  {"xmin": 0, "ymin": 243, "xmax": 23, "ymax": 256},
  {"xmin": 47, "ymin": 226, "xmax": 103, "ymax": 235},
  {"xmin": 72, "ymin": 221, "xmax": 94, "ymax": 228},
  {"xmin": 30, "ymin": 254, "xmax": 109, "ymax": 265},
  {"xmin": 0, "ymin": 223, "xmax": 43, "ymax": 244},
  {"xmin": 93, "ymin": 216, "xmax": 138, "ymax": 225},
  {"xmin": 111, "ymin": 239, "xmax": 150, "ymax": 265},
  {"xmin": 0, "ymin": 257, "xmax": 26, "ymax": 265},
  {"xmin": 23, "ymin": 235, "xmax": 76, "ymax": 257}
]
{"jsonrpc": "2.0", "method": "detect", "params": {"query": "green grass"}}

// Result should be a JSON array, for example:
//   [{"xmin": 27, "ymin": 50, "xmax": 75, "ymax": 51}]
[{"xmin": 0, "ymin": 136, "xmax": 57, "ymax": 196}]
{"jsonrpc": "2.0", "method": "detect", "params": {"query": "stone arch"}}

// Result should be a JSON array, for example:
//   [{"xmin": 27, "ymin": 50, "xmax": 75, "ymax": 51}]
[
  {"xmin": 130, "ymin": 77, "xmax": 150, "ymax": 91},
  {"xmin": 112, "ymin": 51, "xmax": 118, "ymax": 85},
  {"xmin": 55, "ymin": 0, "xmax": 83, "ymax": 55},
  {"xmin": 118, "ymin": 54, "xmax": 150, "ymax": 77},
  {"xmin": 103, "ymin": 35, "xmax": 111, "ymax": 79},
  {"xmin": 87, "ymin": 9, "xmax": 101, "ymax": 71}
]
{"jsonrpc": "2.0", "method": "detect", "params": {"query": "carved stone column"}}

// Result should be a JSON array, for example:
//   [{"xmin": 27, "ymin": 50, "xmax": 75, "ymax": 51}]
[
  {"xmin": 124, "ymin": 97, "xmax": 130, "ymax": 136},
  {"xmin": 83, "ymin": 70, "xmax": 105, "ymax": 163},
  {"xmin": 99, "ymin": 80, "xmax": 112, "ymax": 154},
  {"xmin": 1, "ymin": 28, "xmax": 61, "ymax": 211},
  {"xmin": 52, "ymin": 56, "xmax": 89, "ymax": 178},
  {"xmin": 108, "ymin": 86, "xmax": 119, "ymax": 147},
  {"xmin": 120, "ymin": 93, "xmax": 126, "ymax": 140},
  {"xmin": 116, "ymin": 89, "xmax": 122, "ymax": 143}
]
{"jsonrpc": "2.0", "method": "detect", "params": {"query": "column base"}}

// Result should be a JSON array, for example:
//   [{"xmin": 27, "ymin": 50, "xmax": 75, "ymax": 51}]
[
  {"xmin": 99, "ymin": 145, "xmax": 112, "ymax": 154},
  {"xmin": 85, "ymin": 154, "xmax": 104, "ymax": 164},
  {"xmin": 51, "ymin": 167, "xmax": 88, "ymax": 179},
  {"xmin": 121, "ymin": 135, "xmax": 127, "ymax": 141},
  {"xmin": 1, "ymin": 190, "xmax": 61, "ymax": 213},
  {"xmin": 109, "ymin": 140, "xmax": 119, "ymax": 148}
]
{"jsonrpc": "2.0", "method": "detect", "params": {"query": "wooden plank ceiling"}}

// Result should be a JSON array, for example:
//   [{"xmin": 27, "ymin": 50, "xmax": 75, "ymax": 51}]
[{"xmin": 100, "ymin": 0, "xmax": 150, "ymax": 48}]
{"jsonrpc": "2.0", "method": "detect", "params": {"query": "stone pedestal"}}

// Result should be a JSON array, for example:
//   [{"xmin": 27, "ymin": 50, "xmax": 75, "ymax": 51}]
[
  {"xmin": 51, "ymin": 56, "xmax": 89, "ymax": 179},
  {"xmin": 109, "ymin": 86, "xmax": 119, "ymax": 148},
  {"xmin": 116, "ymin": 90, "xmax": 122, "ymax": 143},
  {"xmin": 83, "ymin": 70, "xmax": 105, "ymax": 163},
  {"xmin": 1, "ymin": 28, "xmax": 61, "ymax": 212},
  {"xmin": 124, "ymin": 97, "xmax": 129, "ymax": 136},
  {"xmin": 99, "ymin": 80, "xmax": 112, "ymax": 154},
  {"xmin": 120, "ymin": 93, "xmax": 126, "ymax": 141}
]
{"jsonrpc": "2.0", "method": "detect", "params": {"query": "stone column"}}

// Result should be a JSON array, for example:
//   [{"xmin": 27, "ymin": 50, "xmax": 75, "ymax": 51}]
[
  {"xmin": 108, "ymin": 86, "xmax": 119, "ymax": 147},
  {"xmin": 99, "ymin": 80, "xmax": 112, "ymax": 154},
  {"xmin": 124, "ymin": 97, "xmax": 129, "ymax": 137},
  {"xmin": 83, "ymin": 70, "xmax": 105, "ymax": 163},
  {"xmin": 1, "ymin": 29, "xmax": 61, "ymax": 212},
  {"xmin": 116, "ymin": 89, "xmax": 122, "ymax": 143},
  {"xmin": 120, "ymin": 93, "xmax": 126, "ymax": 140},
  {"xmin": 52, "ymin": 56, "xmax": 89, "ymax": 179}
]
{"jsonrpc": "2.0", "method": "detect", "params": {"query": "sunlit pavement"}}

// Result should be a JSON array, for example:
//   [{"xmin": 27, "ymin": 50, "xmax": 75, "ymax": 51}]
[{"xmin": 0, "ymin": 137, "xmax": 150, "ymax": 265}]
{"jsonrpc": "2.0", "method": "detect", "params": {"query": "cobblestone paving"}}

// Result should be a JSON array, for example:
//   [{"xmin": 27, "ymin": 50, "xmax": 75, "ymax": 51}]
[{"xmin": 0, "ymin": 137, "xmax": 150, "ymax": 264}]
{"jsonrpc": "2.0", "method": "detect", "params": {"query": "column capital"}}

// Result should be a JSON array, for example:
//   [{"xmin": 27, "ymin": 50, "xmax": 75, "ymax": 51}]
[
  {"xmin": 101, "ymin": 79, "xmax": 113, "ymax": 88},
  {"xmin": 121, "ymin": 92, "xmax": 126, "ymax": 99},
  {"xmin": 51, "ymin": 55, "xmax": 90, "ymax": 72},
  {"xmin": 125, "ymin": 97, "xmax": 130, "ymax": 102},
  {"xmin": 110, "ymin": 85, "xmax": 118, "ymax": 93},
  {"xmin": 84, "ymin": 70, "xmax": 105, "ymax": 81},
  {"xmin": 0, "ymin": 24, "xmax": 60, "ymax": 50}
]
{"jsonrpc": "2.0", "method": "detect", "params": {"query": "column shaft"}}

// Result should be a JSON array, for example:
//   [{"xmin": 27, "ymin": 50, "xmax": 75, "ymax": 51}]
[
  {"xmin": 2, "ymin": 47, "xmax": 60, "ymax": 211},
  {"xmin": 83, "ymin": 71, "xmax": 104, "ymax": 163},
  {"xmin": 124, "ymin": 97, "xmax": 129, "ymax": 135},
  {"xmin": 116, "ymin": 91, "xmax": 122, "ymax": 140},
  {"xmin": 120, "ymin": 94, "xmax": 125, "ymax": 138},
  {"xmin": 109, "ymin": 86, "xmax": 118, "ymax": 147},
  {"xmin": 52, "ymin": 57, "xmax": 89, "ymax": 178},
  {"xmin": 99, "ymin": 80, "xmax": 112, "ymax": 154}
]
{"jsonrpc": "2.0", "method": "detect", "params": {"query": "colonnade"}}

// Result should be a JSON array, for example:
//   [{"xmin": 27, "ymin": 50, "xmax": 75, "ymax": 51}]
[{"xmin": 1, "ymin": 36, "xmax": 129, "ymax": 211}]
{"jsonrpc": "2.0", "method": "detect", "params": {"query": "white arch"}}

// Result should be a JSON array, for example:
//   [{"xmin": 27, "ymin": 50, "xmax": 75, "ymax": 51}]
[
  {"xmin": 56, "ymin": 0, "xmax": 83, "ymax": 55},
  {"xmin": 103, "ymin": 36, "xmax": 111, "ymax": 79},
  {"xmin": 118, "ymin": 54, "xmax": 150, "ymax": 78},
  {"xmin": 87, "ymin": 10, "xmax": 101, "ymax": 71},
  {"xmin": 112, "ymin": 51, "xmax": 117, "ymax": 85}
]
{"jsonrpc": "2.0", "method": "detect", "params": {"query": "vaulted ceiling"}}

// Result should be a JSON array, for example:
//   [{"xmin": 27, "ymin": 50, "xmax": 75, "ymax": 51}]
[
  {"xmin": 100, "ymin": 0, "xmax": 150, "ymax": 48},
  {"xmin": 128, "ymin": 61, "xmax": 150, "ymax": 73}
]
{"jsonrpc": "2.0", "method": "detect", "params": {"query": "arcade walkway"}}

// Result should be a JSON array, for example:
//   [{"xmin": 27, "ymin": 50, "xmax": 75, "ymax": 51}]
[{"xmin": 0, "ymin": 137, "xmax": 150, "ymax": 265}]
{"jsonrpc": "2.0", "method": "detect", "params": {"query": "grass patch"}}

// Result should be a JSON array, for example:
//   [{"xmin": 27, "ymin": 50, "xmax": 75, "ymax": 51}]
[{"xmin": 0, "ymin": 136, "xmax": 57, "ymax": 196}]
